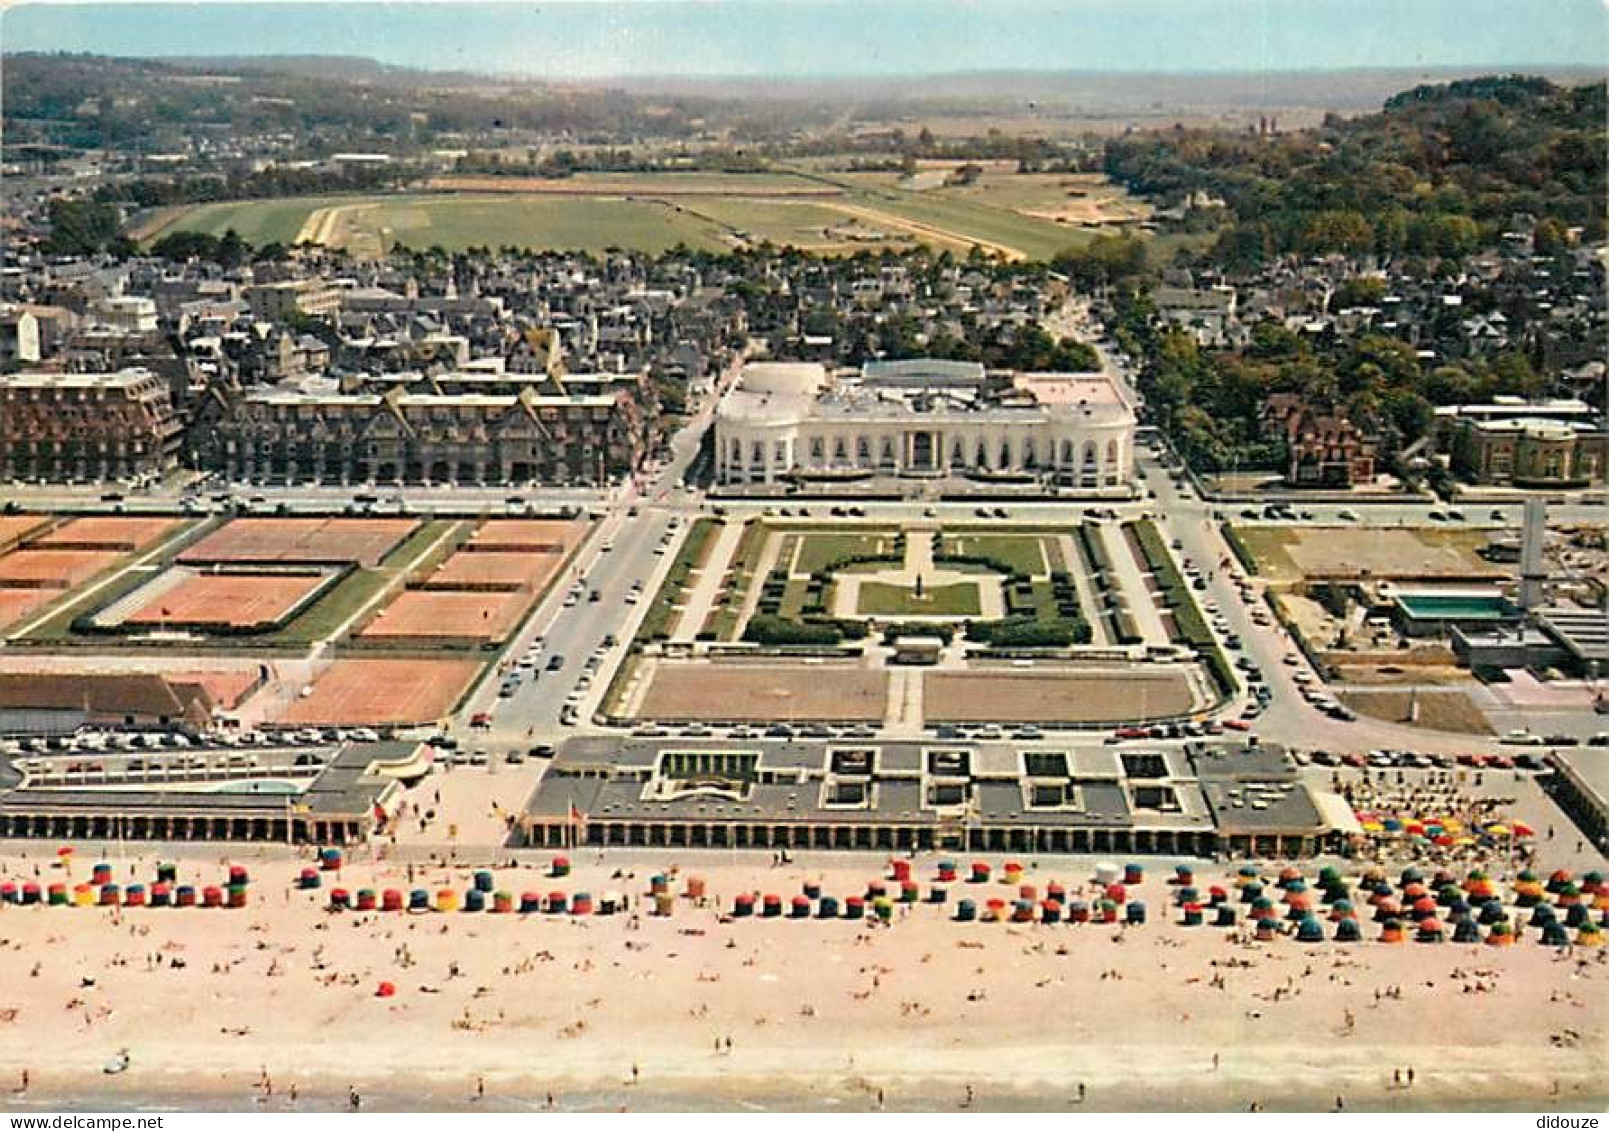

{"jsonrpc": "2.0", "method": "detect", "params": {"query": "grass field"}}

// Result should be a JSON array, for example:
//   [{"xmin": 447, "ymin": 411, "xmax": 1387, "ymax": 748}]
[
  {"xmin": 142, "ymin": 196, "xmax": 372, "ymax": 245},
  {"xmin": 356, "ymin": 195, "xmax": 731, "ymax": 254},
  {"xmin": 1229, "ymin": 524, "xmax": 1503, "ymax": 583},
  {"xmin": 677, "ymin": 197, "xmax": 918, "ymax": 254},
  {"xmin": 939, "ymin": 533, "xmax": 1047, "ymax": 577},
  {"xmin": 792, "ymin": 530, "xmax": 898, "ymax": 575},
  {"xmin": 424, "ymin": 171, "xmax": 834, "ymax": 195},
  {"xmin": 142, "ymin": 165, "xmax": 1154, "ymax": 261},
  {"xmin": 857, "ymin": 581, "xmax": 981, "ymax": 617}
]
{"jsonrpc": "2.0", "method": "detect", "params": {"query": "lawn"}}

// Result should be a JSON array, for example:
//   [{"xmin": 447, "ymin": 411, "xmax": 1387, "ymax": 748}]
[
  {"xmin": 144, "ymin": 168, "xmax": 1192, "ymax": 262},
  {"xmin": 152, "ymin": 195, "xmax": 369, "ymax": 245},
  {"xmin": 1227, "ymin": 524, "xmax": 1502, "ymax": 583},
  {"xmin": 149, "ymin": 193, "xmax": 731, "ymax": 256},
  {"xmin": 940, "ymin": 533, "xmax": 1047, "ymax": 577},
  {"xmin": 354, "ymin": 195, "xmax": 731, "ymax": 255},
  {"xmin": 681, "ymin": 197, "xmax": 917, "ymax": 254},
  {"xmin": 857, "ymin": 581, "xmax": 981, "ymax": 618},
  {"xmin": 792, "ymin": 530, "xmax": 898, "ymax": 575},
  {"xmin": 427, "ymin": 171, "xmax": 836, "ymax": 195},
  {"xmin": 836, "ymin": 181, "xmax": 1089, "ymax": 260},
  {"xmin": 1224, "ymin": 525, "xmax": 1301, "ymax": 582}
]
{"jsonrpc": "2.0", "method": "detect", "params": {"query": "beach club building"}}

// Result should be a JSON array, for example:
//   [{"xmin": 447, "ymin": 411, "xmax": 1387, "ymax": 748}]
[
  {"xmin": 715, "ymin": 360, "xmax": 1136, "ymax": 492},
  {"xmin": 0, "ymin": 741, "xmax": 423, "ymax": 845},
  {"xmin": 521, "ymin": 738, "xmax": 1352, "ymax": 859}
]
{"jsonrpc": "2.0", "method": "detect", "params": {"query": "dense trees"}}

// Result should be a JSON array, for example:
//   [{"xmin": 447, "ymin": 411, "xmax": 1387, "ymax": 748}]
[
  {"xmin": 1118, "ymin": 282, "xmax": 1555, "ymax": 475},
  {"xmin": 1108, "ymin": 77, "xmax": 1606, "ymax": 267},
  {"xmin": 96, "ymin": 164, "xmax": 403, "ymax": 209},
  {"xmin": 149, "ymin": 228, "xmax": 250, "ymax": 267},
  {"xmin": 42, "ymin": 199, "xmax": 131, "ymax": 255},
  {"xmin": 1050, "ymin": 233, "xmax": 1150, "ymax": 289}
]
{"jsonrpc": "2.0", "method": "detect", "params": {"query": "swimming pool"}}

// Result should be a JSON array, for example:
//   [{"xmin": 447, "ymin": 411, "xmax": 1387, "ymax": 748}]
[
  {"xmin": 1394, "ymin": 594, "xmax": 1518, "ymax": 621},
  {"xmin": 207, "ymin": 779, "xmax": 303, "ymax": 795}
]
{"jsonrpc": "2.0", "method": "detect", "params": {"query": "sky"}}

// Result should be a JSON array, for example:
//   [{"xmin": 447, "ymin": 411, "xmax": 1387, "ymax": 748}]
[{"xmin": 3, "ymin": 0, "xmax": 1607, "ymax": 78}]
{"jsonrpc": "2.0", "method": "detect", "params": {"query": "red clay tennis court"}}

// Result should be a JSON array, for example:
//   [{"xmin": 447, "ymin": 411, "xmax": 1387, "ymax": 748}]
[
  {"xmin": 0, "ymin": 515, "xmax": 49, "ymax": 553},
  {"xmin": 278, "ymin": 658, "xmax": 481, "ymax": 726},
  {"xmin": 124, "ymin": 570, "xmax": 329, "ymax": 630},
  {"xmin": 0, "ymin": 549, "xmax": 122, "ymax": 589},
  {"xmin": 466, "ymin": 518, "xmax": 584, "ymax": 553},
  {"xmin": 33, "ymin": 516, "xmax": 179, "ymax": 551},
  {"xmin": 357, "ymin": 588, "xmax": 528, "ymax": 643},
  {"xmin": 424, "ymin": 551, "xmax": 561, "ymax": 591},
  {"xmin": 180, "ymin": 517, "xmax": 419, "ymax": 567},
  {"xmin": 0, "ymin": 588, "xmax": 53, "ymax": 629}
]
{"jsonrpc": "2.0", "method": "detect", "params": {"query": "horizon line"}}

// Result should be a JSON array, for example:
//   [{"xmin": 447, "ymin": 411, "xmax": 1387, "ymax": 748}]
[{"xmin": 6, "ymin": 50, "xmax": 1607, "ymax": 83}]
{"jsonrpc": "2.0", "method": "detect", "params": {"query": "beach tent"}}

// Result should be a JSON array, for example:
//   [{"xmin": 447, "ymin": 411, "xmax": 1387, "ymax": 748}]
[
  {"xmin": 1296, "ymin": 915, "xmax": 1325, "ymax": 943},
  {"xmin": 1333, "ymin": 917, "xmax": 1362, "ymax": 943}
]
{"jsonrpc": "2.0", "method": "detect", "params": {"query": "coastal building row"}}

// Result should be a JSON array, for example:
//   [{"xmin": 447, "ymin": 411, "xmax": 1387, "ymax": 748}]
[
  {"xmin": 0, "ymin": 365, "xmax": 659, "ymax": 487},
  {"xmin": 0, "ymin": 368, "xmax": 183, "ymax": 482},
  {"xmin": 189, "ymin": 368, "xmax": 659, "ymax": 486}
]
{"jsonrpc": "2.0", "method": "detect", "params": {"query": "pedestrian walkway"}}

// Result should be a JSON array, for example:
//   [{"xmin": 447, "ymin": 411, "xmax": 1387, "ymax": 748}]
[
  {"xmin": 670, "ymin": 519, "xmax": 744, "ymax": 641},
  {"xmin": 1057, "ymin": 533, "xmax": 1109, "ymax": 647},
  {"xmin": 1098, "ymin": 523, "xmax": 1169, "ymax": 646}
]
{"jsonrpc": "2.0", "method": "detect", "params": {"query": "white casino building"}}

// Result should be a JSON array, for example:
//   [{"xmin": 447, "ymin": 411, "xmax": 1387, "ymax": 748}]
[{"xmin": 714, "ymin": 359, "xmax": 1136, "ymax": 491}]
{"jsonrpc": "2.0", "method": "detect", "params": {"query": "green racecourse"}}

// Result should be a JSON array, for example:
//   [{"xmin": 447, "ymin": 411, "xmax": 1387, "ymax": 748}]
[{"xmin": 135, "ymin": 169, "xmax": 1170, "ymax": 261}]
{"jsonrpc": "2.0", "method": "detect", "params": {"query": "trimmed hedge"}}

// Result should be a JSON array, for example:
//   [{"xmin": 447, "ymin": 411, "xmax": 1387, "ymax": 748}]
[{"xmin": 966, "ymin": 617, "xmax": 1090, "ymax": 648}]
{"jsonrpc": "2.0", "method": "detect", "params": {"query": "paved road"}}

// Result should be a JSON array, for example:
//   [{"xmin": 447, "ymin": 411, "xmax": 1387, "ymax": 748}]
[{"xmin": 455, "ymin": 349, "xmax": 748, "ymax": 750}]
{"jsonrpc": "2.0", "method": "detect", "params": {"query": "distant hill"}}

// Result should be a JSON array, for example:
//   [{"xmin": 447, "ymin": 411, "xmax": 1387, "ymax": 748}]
[
  {"xmin": 592, "ymin": 65, "xmax": 1608, "ymax": 111},
  {"xmin": 1103, "ymin": 73, "xmax": 1608, "ymax": 264}
]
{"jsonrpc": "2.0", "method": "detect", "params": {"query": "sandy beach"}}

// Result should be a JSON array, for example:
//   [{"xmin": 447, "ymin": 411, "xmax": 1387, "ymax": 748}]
[{"xmin": 0, "ymin": 846, "xmax": 1602, "ymax": 1112}]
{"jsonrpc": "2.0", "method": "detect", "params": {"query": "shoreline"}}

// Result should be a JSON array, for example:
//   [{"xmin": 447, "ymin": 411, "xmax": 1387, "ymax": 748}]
[{"xmin": 6, "ymin": 1054, "xmax": 1605, "ymax": 1114}]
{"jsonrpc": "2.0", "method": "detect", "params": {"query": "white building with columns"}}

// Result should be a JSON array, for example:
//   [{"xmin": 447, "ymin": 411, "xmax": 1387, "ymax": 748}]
[{"xmin": 715, "ymin": 359, "xmax": 1136, "ymax": 491}]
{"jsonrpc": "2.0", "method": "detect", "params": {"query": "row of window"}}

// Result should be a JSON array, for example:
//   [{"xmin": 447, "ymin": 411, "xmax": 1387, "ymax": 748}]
[{"xmin": 728, "ymin": 434, "xmax": 1124, "ymax": 469}]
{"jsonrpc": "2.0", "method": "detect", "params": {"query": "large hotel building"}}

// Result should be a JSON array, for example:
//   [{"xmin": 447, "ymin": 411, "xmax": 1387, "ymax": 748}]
[
  {"xmin": 191, "ymin": 368, "xmax": 659, "ymax": 487},
  {"xmin": 0, "ymin": 369, "xmax": 183, "ymax": 482}
]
